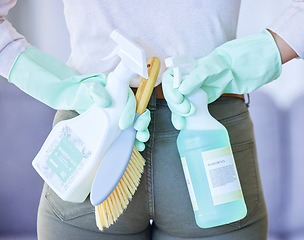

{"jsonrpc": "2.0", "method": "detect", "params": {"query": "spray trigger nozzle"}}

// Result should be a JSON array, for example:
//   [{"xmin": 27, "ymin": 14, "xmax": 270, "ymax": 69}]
[
  {"xmin": 165, "ymin": 54, "xmax": 197, "ymax": 88},
  {"xmin": 100, "ymin": 29, "xmax": 148, "ymax": 79}
]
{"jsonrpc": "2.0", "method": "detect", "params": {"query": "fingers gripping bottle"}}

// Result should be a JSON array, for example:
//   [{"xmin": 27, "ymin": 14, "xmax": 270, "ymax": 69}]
[
  {"xmin": 165, "ymin": 55, "xmax": 247, "ymax": 228},
  {"xmin": 32, "ymin": 30, "xmax": 148, "ymax": 203}
]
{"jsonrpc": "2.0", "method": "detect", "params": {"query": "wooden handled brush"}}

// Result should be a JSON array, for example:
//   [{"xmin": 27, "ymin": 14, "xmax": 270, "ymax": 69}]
[{"xmin": 95, "ymin": 57, "xmax": 161, "ymax": 231}]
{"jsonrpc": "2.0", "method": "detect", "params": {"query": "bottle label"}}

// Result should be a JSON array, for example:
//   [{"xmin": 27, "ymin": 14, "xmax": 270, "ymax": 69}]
[
  {"xmin": 35, "ymin": 126, "xmax": 92, "ymax": 192},
  {"xmin": 47, "ymin": 136, "xmax": 83, "ymax": 182},
  {"xmin": 202, "ymin": 146, "xmax": 243, "ymax": 206},
  {"xmin": 181, "ymin": 157, "xmax": 198, "ymax": 211}
]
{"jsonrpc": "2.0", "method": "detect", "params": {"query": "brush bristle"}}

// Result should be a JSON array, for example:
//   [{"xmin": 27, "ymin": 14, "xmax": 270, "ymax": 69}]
[{"xmin": 95, "ymin": 147, "xmax": 145, "ymax": 231}]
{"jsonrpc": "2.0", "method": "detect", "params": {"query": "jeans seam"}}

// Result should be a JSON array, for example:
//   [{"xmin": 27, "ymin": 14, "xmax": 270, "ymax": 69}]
[
  {"xmin": 148, "ymin": 125, "xmax": 155, "ymax": 219},
  {"xmin": 147, "ymin": 90, "xmax": 156, "ymax": 220},
  {"xmin": 155, "ymin": 131, "xmax": 179, "ymax": 138}
]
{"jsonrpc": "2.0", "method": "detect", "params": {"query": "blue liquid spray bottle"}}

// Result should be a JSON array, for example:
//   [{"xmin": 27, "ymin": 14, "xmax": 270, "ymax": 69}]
[{"xmin": 165, "ymin": 55, "xmax": 247, "ymax": 228}]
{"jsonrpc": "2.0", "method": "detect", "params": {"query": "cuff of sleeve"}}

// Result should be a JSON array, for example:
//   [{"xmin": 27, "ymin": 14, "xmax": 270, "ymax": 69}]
[
  {"xmin": 0, "ymin": 19, "xmax": 31, "ymax": 79},
  {"xmin": 268, "ymin": 2, "xmax": 304, "ymax": 59}
]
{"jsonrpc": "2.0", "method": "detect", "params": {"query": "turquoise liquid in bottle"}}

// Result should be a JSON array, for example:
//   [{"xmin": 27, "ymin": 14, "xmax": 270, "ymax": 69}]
[{"xmin": 177, "ymin": 90, "xmax": 247, "ymax": 228}]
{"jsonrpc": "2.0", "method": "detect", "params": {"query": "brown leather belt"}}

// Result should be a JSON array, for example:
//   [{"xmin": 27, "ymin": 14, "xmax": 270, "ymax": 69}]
[
  {"xmin": 132, "ymin": 84, "xmax": 245, "ymax": 100},
  {"xmin": 219, "ymin": 93, "xmax": 245, "ymax": 100}
]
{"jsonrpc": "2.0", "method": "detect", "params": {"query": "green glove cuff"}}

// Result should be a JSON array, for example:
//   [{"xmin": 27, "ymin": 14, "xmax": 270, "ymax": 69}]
[
  {"xmin": 8, "ymin": 47, "xmax": 109, "ymax": 112},
  {"xmin": 179, "ymin": 29, "xmax": 283, "ymax": 102},
  {"xmin": 9, "ymin": 46, "xmax": 77, "ymax": 81}
]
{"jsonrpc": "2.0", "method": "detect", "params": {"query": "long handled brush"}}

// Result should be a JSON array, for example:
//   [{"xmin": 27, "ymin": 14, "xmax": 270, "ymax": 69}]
[{"xmin": 95, "ymin": 57, "xmax": 160, "ymax": 231}]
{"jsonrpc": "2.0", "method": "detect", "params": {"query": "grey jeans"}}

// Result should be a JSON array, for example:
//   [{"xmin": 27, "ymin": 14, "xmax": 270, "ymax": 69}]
[{"xmin": 37, "ymin": 95, "xmax": 268, "ymax": 239}]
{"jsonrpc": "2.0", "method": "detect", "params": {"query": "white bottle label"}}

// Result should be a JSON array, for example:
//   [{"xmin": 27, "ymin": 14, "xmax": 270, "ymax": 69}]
[
  {"xmin": 181, "ymin": 157, "xmax": 198, "ymax": 211},
  {"xmin": 202, "ymin": 146, "xmax": 243, "ymax": 206},
  {"xmin": 34, "ymin": 126, "xmax": 91, "ymax": 193}
]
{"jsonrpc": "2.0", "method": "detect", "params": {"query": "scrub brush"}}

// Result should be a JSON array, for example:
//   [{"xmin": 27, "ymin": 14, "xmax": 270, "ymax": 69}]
[{"xmin": 95, "ymin": 57, "xmax": 160, "ymax": 231}]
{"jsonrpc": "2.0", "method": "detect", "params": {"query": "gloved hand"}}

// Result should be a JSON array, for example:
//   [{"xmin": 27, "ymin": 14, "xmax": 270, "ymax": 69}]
[
  {"xmin": 162, "ymin": 30, "xmax": 282, "ymax": 130},
  {"xmin": 9, "ymin": 47, "xmax": 111, "ymax": 112},
  {"xmin": 134, "ymin": 109, "xmax": 150, "ymax": 151},
  {"xmin": 118, "ymin": 89, "xmax": 151, "ymax": 152},
  {"xmin": 8, "ymin": 47, "xmax": 151, "ymax": 149}
]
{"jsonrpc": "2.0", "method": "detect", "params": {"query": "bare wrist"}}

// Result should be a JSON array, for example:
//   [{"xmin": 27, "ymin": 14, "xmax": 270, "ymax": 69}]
[{"xmin": 267, "ymin": 29, "xmax": 298, "ymax": 64}]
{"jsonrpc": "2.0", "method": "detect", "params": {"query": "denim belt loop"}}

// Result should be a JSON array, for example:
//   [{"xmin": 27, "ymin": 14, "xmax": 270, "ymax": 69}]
[{"xmin": 245, "ymin": 93, "xmax": 250, "ymax": 108}]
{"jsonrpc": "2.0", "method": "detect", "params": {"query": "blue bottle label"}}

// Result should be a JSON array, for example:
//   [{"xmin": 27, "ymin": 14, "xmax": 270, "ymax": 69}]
[{"xmin": 202, "ymin": 146, "xmax": 243, "ymax": 206}]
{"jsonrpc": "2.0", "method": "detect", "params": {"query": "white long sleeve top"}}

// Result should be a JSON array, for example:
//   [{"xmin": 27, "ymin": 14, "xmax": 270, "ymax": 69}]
[{"xmin": 0, "ymin": 0, "xmax": 303, "ymax": 87}]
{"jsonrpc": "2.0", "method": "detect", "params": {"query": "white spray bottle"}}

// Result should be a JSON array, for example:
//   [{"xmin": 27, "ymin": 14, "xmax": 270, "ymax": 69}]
[
  {"xmin": 32, "ymin": 30, "xmax": 148, "ymax": 203},
  {"xmin": 165, "ymin": 55, "xmax": 247, "ymax": 228}
]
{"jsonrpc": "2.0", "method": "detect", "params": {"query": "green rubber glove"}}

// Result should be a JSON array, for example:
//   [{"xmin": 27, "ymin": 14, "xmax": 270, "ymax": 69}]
[
  {"xmin": 9, "ymin": 47, "xmax": 111, "ymax": 113},
  {"xmin": 162, "ymin": 30, "xmax": 282, "ymax": 130},
  {"xmin": 134, "ymin": 109, "xmax": 151, "ymax": 151},
  {"xmin": 8, "ymin": 47, "xmax": 151, "ymax": 147}
]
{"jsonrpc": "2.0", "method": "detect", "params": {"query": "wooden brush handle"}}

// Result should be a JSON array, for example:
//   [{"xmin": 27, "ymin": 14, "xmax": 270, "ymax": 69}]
[{"xmin": 135, "ymin": 57, "xmax": 161, "ymax": 114}]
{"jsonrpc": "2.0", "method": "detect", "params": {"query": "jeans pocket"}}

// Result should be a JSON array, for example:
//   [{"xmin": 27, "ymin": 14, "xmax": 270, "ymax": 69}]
[
  {"xmin": 44, "ymin": 184, "xmax": 95, "ymax": 221},
  {"xmin": 228, "ymin": 141, "xmax": 264, "ymax": 228}
]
